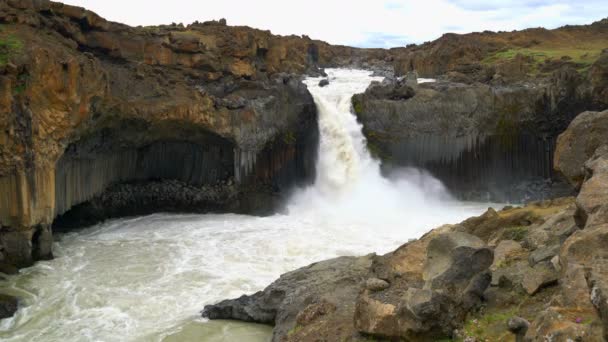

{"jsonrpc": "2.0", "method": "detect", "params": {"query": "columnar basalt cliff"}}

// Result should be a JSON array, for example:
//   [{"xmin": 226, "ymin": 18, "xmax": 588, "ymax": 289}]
[
  {"xmin": 350, "ymin": 19, "xmax": 608, "ymax": 202},
  {"xmin": 204, "ymin": 110, "xmax": 608, "ymax": 341},
  {"xmin": 0, "ymin": 0, "xmax": 401, "ymax": 271}
]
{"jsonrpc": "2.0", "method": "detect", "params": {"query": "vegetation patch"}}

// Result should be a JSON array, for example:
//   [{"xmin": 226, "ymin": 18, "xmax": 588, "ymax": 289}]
[
  {"xmin": 283, "ymin": 131, "xmax": 296, "ymax": 145},
  {"xmin": 0, "ymin": 26, "xmax": 23, "ymax": 66},
  {"xmin": 503, "ymin": 226, "xmax": 528, "ymax": 241},
  {"xmin": 481, "ymin": 39, "xmax": 607, "ymax": 75},
  {"xmin": 352, "ymin": 97, "xmax": 364, "ymax": 115},
  {"xmin": 459, "ymin": 310, "xmax": 517, "ymax": 341},
  {"xmin": 287, "ymin": 324, "xmax": 303, "ymax": 337}
]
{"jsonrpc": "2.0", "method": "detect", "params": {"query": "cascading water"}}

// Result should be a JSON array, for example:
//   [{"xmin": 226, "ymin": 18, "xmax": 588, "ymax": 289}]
[{"xmin": 0, "ymin": 69, "xmax": 493, "ymax": 342}]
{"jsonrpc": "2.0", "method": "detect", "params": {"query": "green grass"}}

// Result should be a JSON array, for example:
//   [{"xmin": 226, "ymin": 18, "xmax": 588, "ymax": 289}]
[
  {"xmin": 287, "ymin": 324, "xmax": 303, "ymax": 337},
  {"xmin": 482, "ymin": 45, "xmax": 605, "ymax": 75},
  {"xmin": 0, "ymin": 26, "xmax": 23, "ymax": 66},
  {"xmin": 13, "ymin": 83, "xmax": 25, "ymax": 94},
  {"xmin": 459, "ymin": 310, "xmax": 517, "ymax": 341}
]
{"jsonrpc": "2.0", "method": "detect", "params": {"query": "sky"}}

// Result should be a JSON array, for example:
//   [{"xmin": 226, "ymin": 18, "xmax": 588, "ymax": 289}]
[{"xmin": 60, "ymin": 0, "xmax": 608, "ymax": 48}]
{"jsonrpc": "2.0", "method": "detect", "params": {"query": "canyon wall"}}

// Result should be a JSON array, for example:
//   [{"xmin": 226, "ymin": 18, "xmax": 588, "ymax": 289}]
[{"xmin": 353, "ymin": 56, "xmax": 608, "ymax": 201}]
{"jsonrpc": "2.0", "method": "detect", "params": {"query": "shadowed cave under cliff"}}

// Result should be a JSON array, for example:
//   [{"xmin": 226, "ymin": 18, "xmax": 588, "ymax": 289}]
[{"xmin": 51, "ymin": 119, "xmax": 318, "ymax": 232}]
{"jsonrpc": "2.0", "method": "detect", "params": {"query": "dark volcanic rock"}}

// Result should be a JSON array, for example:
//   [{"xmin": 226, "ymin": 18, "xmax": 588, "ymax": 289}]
[
  {"xmin": 352, "ymin": 75, "xmax": 590, "ymax": 202},
  {"xmin": 318, "ymin": 79, "xmax": 329, "ymax": 87},
  {"xmin": 0, "ymin": 294, "xmax": 18, "ymax": 319},
  {"xmin": 202, "ymin": 255, "xmax": 373, "ymax": 340}
]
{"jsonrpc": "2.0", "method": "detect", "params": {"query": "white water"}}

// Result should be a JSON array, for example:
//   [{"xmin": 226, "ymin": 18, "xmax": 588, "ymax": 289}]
[{"xmin": 0, "ymin": 69, "xmax": 493, "ymax": 342}]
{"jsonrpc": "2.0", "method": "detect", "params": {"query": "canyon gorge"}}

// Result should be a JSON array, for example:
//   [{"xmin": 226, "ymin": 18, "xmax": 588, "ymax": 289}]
[{"xmin": 0, "ymin": 0, "xmax": 608, "ymax": 341}]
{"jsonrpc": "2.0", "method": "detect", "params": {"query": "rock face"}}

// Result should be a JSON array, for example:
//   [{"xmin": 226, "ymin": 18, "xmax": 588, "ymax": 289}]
[
  {"xmin": 0, "ymin": 0, "xmax": 401, "ymax": 270},
  {"xmin": 354, "ymin": 231, "xmax": 493, "ymax": 340},
  {"xmin": 351, "ymin": 20, "xmax": 608, "ymax": 202},
  {"xmin": 351, "ymin": 66, "xmax": 608, "ymax": 201},
  {"xmin": 554, "ymin": 110, "xmax": 608, "ymax": 188}
]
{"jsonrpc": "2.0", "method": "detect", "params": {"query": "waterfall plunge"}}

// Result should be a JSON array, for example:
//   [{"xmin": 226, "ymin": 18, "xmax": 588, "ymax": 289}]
[{"xmin": 288, "ymin": 69, "xmax": 459, "ymax": 232}]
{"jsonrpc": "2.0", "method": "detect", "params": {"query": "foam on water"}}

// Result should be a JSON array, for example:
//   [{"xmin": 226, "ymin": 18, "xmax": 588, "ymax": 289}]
[{"xmin": 0, "ymin": 69, "xmax": 493, "ymax": 342}]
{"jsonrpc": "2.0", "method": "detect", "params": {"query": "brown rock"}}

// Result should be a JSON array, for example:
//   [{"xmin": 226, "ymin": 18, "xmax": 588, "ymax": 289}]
[
  {"xmin": 295, "ymin": 300, "xmax": 336, "ymax": 326},
  {"xmin": 491, "ymin": 240, "xmax": 522, "ymax": 270},
  {"xmin": 554, "ymin": 110, "xmax": 608, "ymax": 189},
  {"xmin": 522, "ymin": 262, "xmax": 558, "ymax": 295},
  {"xmin": 576, "ymin": 145, "xmax": 608, "ymax": 228},
  {"xmin": 365, "ymin": 278, "xmax": 390, "ymax": 292}
]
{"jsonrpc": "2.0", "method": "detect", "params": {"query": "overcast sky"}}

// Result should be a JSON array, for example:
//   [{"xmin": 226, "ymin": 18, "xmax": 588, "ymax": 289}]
[{"xmin": 61, "ymin": 0, "xmax": 608, "ymax": 48}]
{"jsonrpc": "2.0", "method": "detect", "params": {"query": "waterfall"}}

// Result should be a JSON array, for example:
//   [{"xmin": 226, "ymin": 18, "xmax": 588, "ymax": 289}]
[{"xmin": 289, "ymin": 69, "xmax": 457, "ymax": 228}]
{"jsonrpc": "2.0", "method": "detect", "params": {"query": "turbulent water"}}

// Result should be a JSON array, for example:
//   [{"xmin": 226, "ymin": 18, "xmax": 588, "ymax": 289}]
[{"xmin": 0, "ymin": 69, "xmax": 493, "ymax": 342}]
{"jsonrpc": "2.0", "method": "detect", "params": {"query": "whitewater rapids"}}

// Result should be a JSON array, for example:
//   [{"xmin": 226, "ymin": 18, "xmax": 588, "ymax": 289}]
[{"xmin": 0, "ymin": 69, "xmax": 493, "ymax": 342}]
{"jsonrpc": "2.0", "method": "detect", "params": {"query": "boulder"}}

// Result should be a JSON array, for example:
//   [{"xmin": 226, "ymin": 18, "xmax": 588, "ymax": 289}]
[
  {"xmin": 576, "ymin": 145, "xmax": 608, "ymax": 228},
  {"xmin": 521, "ymin": 262, "xmax": 559, "ymax": 295},
  {"xmin": 423, "ymin": 232, "xmax": 493, "ymax": 292},
  {"xmin": 528, "ymin": 244, "xmax": 561, "ymax": 266},
  {"xmin": 318, "ymin": 79, "xmax": 329, "ymax": 87},
  {"xmin": 507, "ymin": 316, "xmax": 530, "ymax": 342},
  {"xmin": 554, "ymin": 110, "xmax": 608, "ymax": 189},
  {"xmin": 202, "ymin": 255, "xmax": 373, "ymax": 340},
  {"xmin": 491, "ymin": 240, "xmax": 522, "ymax": 270},
  {"xmin": 355, "ymin": 231, "xmax": 493, "ymax": 340},
  {"xmin": 0, "ymin": 294, "xmax": 18, "ymax": 319}
]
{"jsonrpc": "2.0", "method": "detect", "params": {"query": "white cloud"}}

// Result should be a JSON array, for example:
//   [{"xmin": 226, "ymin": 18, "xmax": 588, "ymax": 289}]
[{"xmin": 59, "ymin": 0, "xmax": 608, "ymax": 47}]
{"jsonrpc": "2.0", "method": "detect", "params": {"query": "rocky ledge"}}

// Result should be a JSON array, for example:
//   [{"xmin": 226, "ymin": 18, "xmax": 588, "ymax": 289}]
[{"xmin": 203, "ymin": 109, "xmax": 608, "ymax": 341}]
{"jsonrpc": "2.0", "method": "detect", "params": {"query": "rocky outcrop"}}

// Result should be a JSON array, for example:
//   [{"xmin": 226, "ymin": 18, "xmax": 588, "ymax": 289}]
[
  {"xmin": 352, "ymin": 72, "xmax": 596, "ymax": 201},
  {"xmin": 554, "ymin": 110, "xmax": 608, "ymax": 189},
  {"xmin": 394, "ymin": 19, "xmax": 608, "ymax": 84},
  {"xmin": 354, "ymin": 231, "xmax": 493, "ymax": 340},
  {"xmin": 355, "ymin": 20, "xmax": 608, "ymax": 202},
  {"xmin": 202, "ymin": 255, "xmax": 374, "ymax": 341}
]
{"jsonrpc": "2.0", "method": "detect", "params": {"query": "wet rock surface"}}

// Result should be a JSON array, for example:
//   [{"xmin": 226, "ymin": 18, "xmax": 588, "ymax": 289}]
[
  {"xmin": 0, "ymin": 294, "xmax": 18, "ymax": 319},
  {"xmin": 202, "ymin": 255, "xmax": 374, "ymax": 340}
]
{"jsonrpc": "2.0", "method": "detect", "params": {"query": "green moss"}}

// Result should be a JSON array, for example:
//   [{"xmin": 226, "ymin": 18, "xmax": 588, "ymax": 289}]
[
  {"xmin": 352, "ymin": 98, "xmax": 364, "ymax": 115},
  {"xmin": 461, "ymin": 310, "xmax": 517, "ymax": 341},
  {"xmin": 504, "ymin": 226, "xmax": 528, "ymax": 241},
  {"xmin": 0, "ymin": 26, "xmax": 23, "ymax": 66},
  {"xmin": 496, "ymin": 103, "xmax": 522, "ymax": 150},
  {"xmin": 287, "ymin": 324, "xmax": 303, "ymax": 336},
  {"xmin": 283, "ymin": 131, "xmax": 296, "ymax": 145},
  {"xmin": 13, "ymin": 83, "xmax": 25, "ymax": 94}
]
